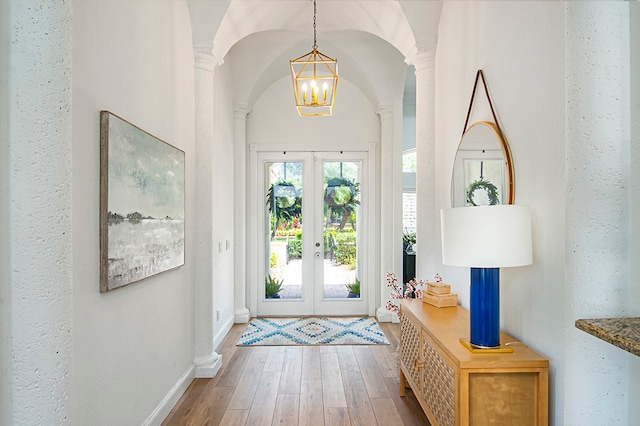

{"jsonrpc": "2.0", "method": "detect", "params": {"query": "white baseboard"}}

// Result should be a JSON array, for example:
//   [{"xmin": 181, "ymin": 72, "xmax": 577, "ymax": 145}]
[
  {"xmin": 214, "ymin": 315, "xmax": 235, "ymax": 350},
  {"xmin": 142, "ymin": 315, "xmax": 235, "ymax": 425},
  {"xmin": 143, "ymin": 365, "xmax": 194, "ymax": 426},
  {"xmin": 376, "ymin": 306, "xmax": 400, "ymax": 323}
]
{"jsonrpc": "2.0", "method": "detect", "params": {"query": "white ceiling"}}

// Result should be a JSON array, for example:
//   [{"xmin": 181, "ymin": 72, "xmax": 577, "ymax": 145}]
[{"xmin": 187, "ymin": 0, "xmax": 442, "ymax": 109}]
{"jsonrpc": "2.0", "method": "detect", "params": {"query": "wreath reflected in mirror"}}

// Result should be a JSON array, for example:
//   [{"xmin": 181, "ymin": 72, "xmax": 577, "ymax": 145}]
[{"xmin": 466, "ymin": 178, "xmax": 500, "ymax": 206}]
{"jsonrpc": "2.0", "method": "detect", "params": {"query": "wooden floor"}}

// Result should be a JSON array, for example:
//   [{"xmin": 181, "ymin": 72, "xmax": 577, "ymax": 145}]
[{"xmin": 162, "ymin": 322, "xmax": 429, "ymax": 426}]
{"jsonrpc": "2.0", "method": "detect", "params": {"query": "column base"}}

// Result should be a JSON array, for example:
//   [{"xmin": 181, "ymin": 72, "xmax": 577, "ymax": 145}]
[
  {"xmin": 376, "ymin": 306, "xmax": 399, "ymax": 323},
  {"xmin": 194, "ymin": 352, "xmax": 222, "ymax": 378},
  {"xmin": 234, "ymin": 307, "xmax": 250, "ymax": 323}
]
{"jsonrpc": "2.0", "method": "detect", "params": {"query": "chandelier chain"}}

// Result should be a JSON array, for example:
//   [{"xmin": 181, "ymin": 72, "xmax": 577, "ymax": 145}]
[{"xmin": 312, "ymin": 0, "xmax": 317, "ymax": 50}]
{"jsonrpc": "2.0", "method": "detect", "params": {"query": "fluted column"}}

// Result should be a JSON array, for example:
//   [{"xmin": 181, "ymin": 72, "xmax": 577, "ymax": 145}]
[
  {"xmin": 193, "ymin": 47, "xmax": 222, "ymax": 378},
  {"xmin": 376, "ymin": 103, "xmax": 403, "ymax": 322},
  {"xmin": 3, "ymin": 1, "xmax": 73, "ymax": 423},
  {"xmin": 233, "ymin": 104, "xmax": 251, "ymax": 323},
  {"xmin": 412, "ymin": 47, "xmax": 436, "ymax": 278}
]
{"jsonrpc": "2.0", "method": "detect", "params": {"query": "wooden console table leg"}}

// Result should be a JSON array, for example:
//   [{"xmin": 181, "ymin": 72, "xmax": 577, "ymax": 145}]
[{"xmin": 399, "ymin": 368, "xmax": 407, "ymax": 397}]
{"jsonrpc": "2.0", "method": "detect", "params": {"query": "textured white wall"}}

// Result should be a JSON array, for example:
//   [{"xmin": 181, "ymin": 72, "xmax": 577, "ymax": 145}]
[
  {"xmin": 0, "ymin": 0, "xmax": 9, "ymax": 422},
  {"xmin": 3, "ymin": 1, "xmax": 74, "ymax": 424},
  {"xmin": 565, "ymin": 3, "xmax": 631, "ymax": 425},
  {"xmin": 71, "ymin": 1, "xmax": 196, "ymax": 424},
  {"xmin": 630, "ymin": 3, "xmax": 640, "ymax": 423}
]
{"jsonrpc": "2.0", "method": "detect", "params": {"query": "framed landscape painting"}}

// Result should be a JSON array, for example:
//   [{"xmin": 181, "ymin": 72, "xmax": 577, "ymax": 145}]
[{"xmin": 100, "ymin": 111, "xmax": 185, "ymax": 292}]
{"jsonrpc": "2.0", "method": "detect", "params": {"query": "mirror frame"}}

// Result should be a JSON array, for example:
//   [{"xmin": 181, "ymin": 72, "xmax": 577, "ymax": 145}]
[{"xmin": 452, "ymin": 120, "xmax": 515, "ymax": 206}]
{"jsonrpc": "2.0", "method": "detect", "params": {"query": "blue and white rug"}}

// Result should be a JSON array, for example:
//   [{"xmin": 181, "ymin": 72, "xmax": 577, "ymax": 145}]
[{"xmin": 237, "ymin": 317, "xmax": 390, "ymax": 346}]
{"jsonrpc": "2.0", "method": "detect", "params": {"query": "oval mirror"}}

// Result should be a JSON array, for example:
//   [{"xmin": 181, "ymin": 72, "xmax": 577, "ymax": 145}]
[{"xmin": 450, "ymin": 121, "xmax": 514, "ymax": 207}]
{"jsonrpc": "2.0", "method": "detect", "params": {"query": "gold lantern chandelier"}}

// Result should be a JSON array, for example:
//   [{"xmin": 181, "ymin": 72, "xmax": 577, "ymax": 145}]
[{"xmin": 290, "ymin": 0, "xmax": 338, "ymax": 116}]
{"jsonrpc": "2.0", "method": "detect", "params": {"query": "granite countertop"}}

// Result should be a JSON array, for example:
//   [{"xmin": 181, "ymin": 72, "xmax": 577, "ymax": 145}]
[{"xmin": 575, "ymin": 317, "xmax": 640, "ymax": 357}]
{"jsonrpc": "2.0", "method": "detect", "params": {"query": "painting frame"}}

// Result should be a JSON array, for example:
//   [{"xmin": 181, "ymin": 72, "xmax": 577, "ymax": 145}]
[{"xmin": 100, "ymin": 111, "xmax": 185, "ymax": 293}]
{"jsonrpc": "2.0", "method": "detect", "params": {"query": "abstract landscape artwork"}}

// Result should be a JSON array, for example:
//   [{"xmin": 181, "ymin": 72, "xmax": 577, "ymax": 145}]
[{"xmin": 100, "ymin": 111, "xmax": 185, "ymax": 292}]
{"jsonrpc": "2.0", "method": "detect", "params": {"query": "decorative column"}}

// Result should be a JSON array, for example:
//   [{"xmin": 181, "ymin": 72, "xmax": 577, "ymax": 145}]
[
  {"xmin": 564, "ymin": 3, "xmax": 630, "ymax": 424},
  {"xmin": 376, "ymin": 103, "xmax": 403, "ymax": 322},
  {"xmin": 193, "ymin": 46, "xmax": 222, "ymax": 378},
  {"xmin": 3, "ymin": 0, "xmax": 73, "ymax": 423},
  {"xmin": 233, "ymin": 104, "xmax": 251, "ymax": 323},
  {"xmin": 412, "ymin": 46, "xmax": 436, "ymax": 279}
]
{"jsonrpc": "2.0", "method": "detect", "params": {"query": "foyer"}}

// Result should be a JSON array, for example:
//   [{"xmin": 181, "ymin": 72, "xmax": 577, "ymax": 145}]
[{"xmin": 2, "ymin": 1, "xmax": 638, "ymax": 425}]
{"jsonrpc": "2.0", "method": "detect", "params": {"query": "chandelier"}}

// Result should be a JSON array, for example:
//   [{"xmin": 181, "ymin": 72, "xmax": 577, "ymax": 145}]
[{"xmin": 290, "ymin": 0, "xmax": 338, "ymax": 116}]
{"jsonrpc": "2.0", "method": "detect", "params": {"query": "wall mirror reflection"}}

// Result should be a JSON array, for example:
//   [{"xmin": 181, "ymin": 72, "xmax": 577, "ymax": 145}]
[{"xmin": 451, "ymin": 121, "xmax": 514, "ymax": 208}]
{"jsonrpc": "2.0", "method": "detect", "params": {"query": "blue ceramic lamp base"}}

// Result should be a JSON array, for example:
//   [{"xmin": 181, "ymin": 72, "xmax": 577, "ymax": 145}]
[{"xmin": 469, "ymin": 267, "xmax": 500, "ymax": 348}]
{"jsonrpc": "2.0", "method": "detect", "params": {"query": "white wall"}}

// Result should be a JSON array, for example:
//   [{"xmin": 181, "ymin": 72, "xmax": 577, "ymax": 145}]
[
  {"xmin": 246, "ymin": 76, "xmax": 382, "ymax": 313},
  {"xmin": 72, "ymin": 2, "xmax": 196, "ymax": 424},
  {"xmin": 0, "ymin": 0, "xmax": 9, "ymax": 421},
  {"xmin": 3, "ymin": 2, "xmax": 74, "ymax": 423},
  {"xmin": 247, "ymin": 77, "xmax": 379, "ymax": 146},
  {"xmin": 212, "ymin": 60, "xmax": 237, "ymax": 341},
  {"xmin": 630, "ymin": 2, "xmax": 640, "ymax": 422},
  {"xmin": 436, "ymin": 3, "xmax": 563, "ymax": 425},
  {"xmin": 437, "ymin": 2, "xmax": 637, "ymax": 425},
  {"xmin": 631, "ymin": 0, "xmax": 640, "ymax": 319},
  {"xmin": 564, "ymin": 4, "xmax": 631, "ymax": 425}
]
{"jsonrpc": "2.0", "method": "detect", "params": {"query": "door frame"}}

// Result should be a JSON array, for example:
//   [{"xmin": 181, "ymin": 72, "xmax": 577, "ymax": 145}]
[{"xmin": 248, "ymin": 143, "xmax": 377, "ymax": 317}]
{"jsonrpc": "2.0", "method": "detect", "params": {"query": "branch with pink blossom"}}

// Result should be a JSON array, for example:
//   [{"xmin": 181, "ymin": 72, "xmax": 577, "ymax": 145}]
[{"xmin": 385, "ymin": 272, "xmax": 429, "ymax": 318}]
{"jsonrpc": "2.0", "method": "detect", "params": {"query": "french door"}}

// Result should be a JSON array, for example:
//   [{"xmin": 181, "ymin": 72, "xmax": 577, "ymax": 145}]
[{"xmin": 256, "ymin": 150, "xmax": 370, "ymax": 316}]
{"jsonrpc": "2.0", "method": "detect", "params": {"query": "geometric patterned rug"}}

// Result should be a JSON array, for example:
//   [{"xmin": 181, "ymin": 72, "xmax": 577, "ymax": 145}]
[{"xmin": 236, "ymin": 317, "xmax": 390, "ymax": 346}]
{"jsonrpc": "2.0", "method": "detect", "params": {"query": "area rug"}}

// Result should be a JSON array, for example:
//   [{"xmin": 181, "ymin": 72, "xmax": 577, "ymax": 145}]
[{"xmin": 237, "ymin": 317, "xmax": 390, "ymax": 346}]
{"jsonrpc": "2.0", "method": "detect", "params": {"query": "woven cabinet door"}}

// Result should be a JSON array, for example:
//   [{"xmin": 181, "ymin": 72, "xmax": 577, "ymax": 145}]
[
  {"xmin": 421, "ymin": 330, "xmax": 457, "ymax": 426},
  {"xmin": 400, "ymin": 311, "xmax": 422, "ymax": 392}
]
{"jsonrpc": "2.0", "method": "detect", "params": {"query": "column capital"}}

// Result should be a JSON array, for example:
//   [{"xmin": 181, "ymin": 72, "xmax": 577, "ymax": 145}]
[
  {"xmin": 406, "ymin": 42, "xmax": 436, "ymax": 73},
  {"xmin": 376, "ymin": 104, "xmax": 393, "ymax": 121},
  {"xmin": 234, "ymin": 104, "xmax": 251, "ymax": 119},
  {"xmin": 194, "ymin": 45, "xmax": 224, "ymax": 72}
]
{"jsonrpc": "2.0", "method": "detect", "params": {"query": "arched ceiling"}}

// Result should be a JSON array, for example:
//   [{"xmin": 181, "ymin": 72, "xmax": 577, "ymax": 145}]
[{"xmin": 187, "ymin": 0, "xmax": 442, "ymax": 109}]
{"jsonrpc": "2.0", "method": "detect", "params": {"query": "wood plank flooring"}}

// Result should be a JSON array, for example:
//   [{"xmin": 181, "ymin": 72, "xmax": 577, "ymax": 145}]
[{"xmin": 162, "ymin": 322, "xmax": 429, "ymax": 426}]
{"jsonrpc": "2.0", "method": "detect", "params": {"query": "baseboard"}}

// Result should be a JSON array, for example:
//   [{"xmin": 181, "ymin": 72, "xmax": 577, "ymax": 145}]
[
  {"xmin": 214, "ymin": 315, "xmax": 235, "ymax": 351},
  {"xmin": 141, "ymin": 316, "xmax": 235, "ymax": 425},
  {"xmin": 143, "ymin": 364, "xmax": 195, "ymax": 426}
]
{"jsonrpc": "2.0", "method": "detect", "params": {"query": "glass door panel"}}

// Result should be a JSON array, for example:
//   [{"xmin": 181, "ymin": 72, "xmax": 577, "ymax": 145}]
[
  {"xmin": 265, "ymin": 161, "xmax": 304, "ymax": 300},
  {"xmin": 321, "ymin": 161, "xmax": 359, "ymax": 299},
  {"xmin": 313, "ymin": 152, "xmax": 368, "ymax": 316}
]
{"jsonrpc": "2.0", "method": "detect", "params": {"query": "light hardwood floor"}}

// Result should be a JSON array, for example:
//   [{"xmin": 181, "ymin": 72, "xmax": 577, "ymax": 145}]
[{"xmin": 162, "ymin": 322, "xmax": 429, "ymax": 426}]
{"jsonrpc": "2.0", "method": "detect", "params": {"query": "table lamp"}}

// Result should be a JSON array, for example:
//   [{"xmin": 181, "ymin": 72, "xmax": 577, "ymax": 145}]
[{"xmin": 440, "ymin": 205, "xmax": 532, "ymax": 350}]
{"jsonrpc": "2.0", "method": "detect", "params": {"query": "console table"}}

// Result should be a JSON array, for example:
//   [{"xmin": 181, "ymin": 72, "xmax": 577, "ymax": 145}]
[{"xmin": 399, "ymin": 299, "xmax": 549, "ymax": 426}]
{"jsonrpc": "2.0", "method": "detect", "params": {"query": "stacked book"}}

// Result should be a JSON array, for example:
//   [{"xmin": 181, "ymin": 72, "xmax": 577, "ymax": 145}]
[{"xmin": 422, "ymin": 282, "xmax": 458, "ymax": 308}]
